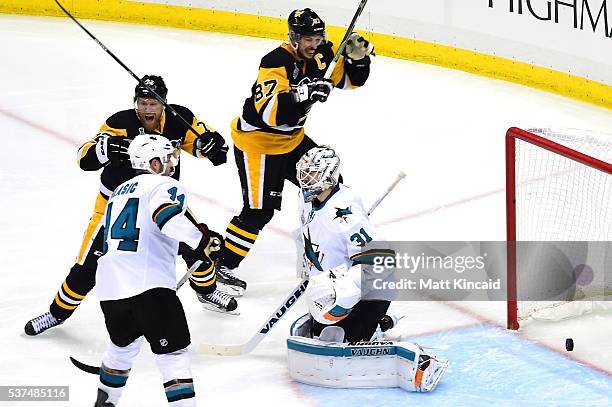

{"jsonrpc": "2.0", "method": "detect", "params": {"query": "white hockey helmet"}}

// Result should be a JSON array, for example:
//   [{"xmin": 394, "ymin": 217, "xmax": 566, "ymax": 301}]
[
  {"xmin": 296, "ymin": 146, "xmax": 340, "ymax": 202},
  {"xmin": 128, "ymin": 134, "xmax": 179, "ymax": 175}
]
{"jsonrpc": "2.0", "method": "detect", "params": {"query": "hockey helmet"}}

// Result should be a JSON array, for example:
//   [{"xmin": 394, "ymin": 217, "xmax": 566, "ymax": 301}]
[
  {"xmin": 296, "ymin": 146, "xmax": 340, "ymax": 202},
  {"xmin": 134, "ymin": 75, "xmax": 168, "ymax": 101},
  {"xmin": 288, "ymin": 8, "xmax": 326, "ymax": 46},
  {"xmin": 128, "ymin": 134, "xmax": 179, "ymax": 175}
]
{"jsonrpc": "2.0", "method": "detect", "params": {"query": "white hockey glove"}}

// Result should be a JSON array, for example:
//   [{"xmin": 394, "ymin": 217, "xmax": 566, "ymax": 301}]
[
  {"xmin": 343, "ymin": 33, "xmax": 374, "ymax": 61},
  {"xmin": 292, "ymin": 78, "xmax": 334, "ymax": 103},
  {"xmin": 95, "ymin": 132, "xmax": 130, "ymax": 164},
  {"xmin": 305, "ymin": 264, "xmax": 361, "ymax": 325}
]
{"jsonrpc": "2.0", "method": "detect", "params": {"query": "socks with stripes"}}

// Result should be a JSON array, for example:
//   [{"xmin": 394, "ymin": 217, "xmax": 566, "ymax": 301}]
[{"xmin": 222, "ymin": 216, "xmax": 260, "ymax": 269}]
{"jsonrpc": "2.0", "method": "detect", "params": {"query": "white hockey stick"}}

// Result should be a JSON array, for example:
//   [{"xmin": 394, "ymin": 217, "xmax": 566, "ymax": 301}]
[{"xmin": 199, "ymin": 170, "xmax": 406, "ymax": 356}]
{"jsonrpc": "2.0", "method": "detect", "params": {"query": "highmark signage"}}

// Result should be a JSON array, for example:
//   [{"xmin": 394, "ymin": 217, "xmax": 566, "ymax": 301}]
[{"xmin": 488, "ymin": 0, "xmax": 612, "ymax": 38}]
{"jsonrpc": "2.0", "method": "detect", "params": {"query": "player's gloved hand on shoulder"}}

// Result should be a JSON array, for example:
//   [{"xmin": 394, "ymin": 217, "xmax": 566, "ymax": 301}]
[
  {"xmin": 95, "ymin": 132, "xmax": 130, "ymax": 164},
  {"xmin": 343, "ymin": 33, "xmax": 374, "ymax": 64},
  {"xmin": 292, "ymin": 78, "xmax": 334, "ymax": 104},
  {"xmin": 195, "ymin": 131, "xmax": 228, "ymax": 166}
]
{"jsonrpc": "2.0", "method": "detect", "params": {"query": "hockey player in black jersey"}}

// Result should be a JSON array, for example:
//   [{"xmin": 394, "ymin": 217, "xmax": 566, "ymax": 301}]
[
  {"xmin": 216, "ymin": 8, "xmax": 375, "ymax": 295},
  {"xmin": 25, "ymin": 75, "xmax": 232, "ymax": 336}
]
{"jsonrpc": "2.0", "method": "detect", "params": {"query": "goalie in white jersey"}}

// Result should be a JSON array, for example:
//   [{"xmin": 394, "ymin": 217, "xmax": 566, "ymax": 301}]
[
  {"xmin": 93, "ymin": 134, "xmax": 234, "ymax": 407},
  {"xmin": 295, "ymin": 146, "xmax": 396, "ymax": 342},
  {"xmin": 288, "ymin": 146, "xmax": 448, "ymax": 393}
]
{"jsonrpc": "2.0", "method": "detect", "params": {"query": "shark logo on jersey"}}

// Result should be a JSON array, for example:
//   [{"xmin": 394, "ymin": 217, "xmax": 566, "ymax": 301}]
[
  {"xmin": 301, "ymin": 208, "xmax": 316, "ymax": 226},
  {"xmin": 303, "ymin": 228, "xmax": 324, "ymax": 272},
  {"xmin": 334, "ymin": 206, "xmax": 352, "ymax": 223}
]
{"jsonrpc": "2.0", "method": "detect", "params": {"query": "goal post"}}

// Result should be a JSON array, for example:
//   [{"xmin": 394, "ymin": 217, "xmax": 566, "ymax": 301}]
[{"xmin": 505, "ymin": 127, "xmax": 612, "ymax": 330}]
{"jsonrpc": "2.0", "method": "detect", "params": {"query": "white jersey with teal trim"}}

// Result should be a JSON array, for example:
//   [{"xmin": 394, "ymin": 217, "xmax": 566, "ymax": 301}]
[
  {"xmin": 96, "ymin": 173, "xmax": 202, "ymax": 301},
  {"xmin": 298, "ymin": 184, "xmax": 381, "ymax": 277}
]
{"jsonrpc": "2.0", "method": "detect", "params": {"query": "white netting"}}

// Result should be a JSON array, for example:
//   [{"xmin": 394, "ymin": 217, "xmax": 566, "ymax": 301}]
[{"xmin": 514, "ymin": 127, "xmax": 612, "ymax": 321}]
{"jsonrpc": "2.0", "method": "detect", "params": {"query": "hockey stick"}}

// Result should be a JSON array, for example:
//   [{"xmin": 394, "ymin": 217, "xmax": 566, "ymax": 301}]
[
  {"xmin": 69, "ymin": 356, "xmax": 99, "ymax": 375},
  {"xmin": 367, "ymin": 170, "xmax": 406, "ymax": 215},
  {"xmin": 53, "ymin": 0, "xmax": 211, "ymax": 135},
  {"xmin": 199, "ymin": 170, "xmax": 406, "ymax": 356},
  {"xmin": 323, "ymin": 0, "xmax": 369, "ymax": 80}
]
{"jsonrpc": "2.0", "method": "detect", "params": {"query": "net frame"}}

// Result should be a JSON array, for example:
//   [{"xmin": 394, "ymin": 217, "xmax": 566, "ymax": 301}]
[{"xmin": 505, "ymin": 127, "xmax": 612, "ymax": 330}]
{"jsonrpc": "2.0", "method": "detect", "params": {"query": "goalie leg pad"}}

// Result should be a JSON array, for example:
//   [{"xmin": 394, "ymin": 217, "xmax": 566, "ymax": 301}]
[{"xmin": 287, "ymin": 336, "xmax": 448, "ymax": 392}]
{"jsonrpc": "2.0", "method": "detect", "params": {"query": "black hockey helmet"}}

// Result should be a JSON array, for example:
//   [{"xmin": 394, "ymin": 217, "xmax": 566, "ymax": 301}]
[
  {"xmin": 134, "ymin": 75, "xmax": 168, "ymax": 101},
  {"xmin": 288, "ymin": 8, "xmax": 326, "ymax": 42}
]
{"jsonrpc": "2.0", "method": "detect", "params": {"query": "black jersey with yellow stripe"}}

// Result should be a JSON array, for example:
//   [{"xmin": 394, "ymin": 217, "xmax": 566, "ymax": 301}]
[
  {"xmin": 77, "ymin": 105, "xmax": 213, "ymax": 198},
  {"xmin": 232, "ymin": 41, "xmax": 370, "ymax": 155}
]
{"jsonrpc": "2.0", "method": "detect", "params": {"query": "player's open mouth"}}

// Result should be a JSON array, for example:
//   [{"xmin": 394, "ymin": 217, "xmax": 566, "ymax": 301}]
[{"xmin": 144, "ymin": 114, "xmax": 155, "ymax": 122}]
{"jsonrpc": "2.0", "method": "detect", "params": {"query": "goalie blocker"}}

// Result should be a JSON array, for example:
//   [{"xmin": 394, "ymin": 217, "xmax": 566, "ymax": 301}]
[{"xmin": 287, "ymin": 335, "xmax": 448, "ymax": 392}]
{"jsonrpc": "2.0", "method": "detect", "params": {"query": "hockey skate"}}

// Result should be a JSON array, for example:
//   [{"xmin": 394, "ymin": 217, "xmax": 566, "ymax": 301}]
[
  {"xmin": 416, "ymin": 354, "xmax": 449, "ymax": 392},
  {"xmin": 290, "ymin": 313, "xmax": 314, "ymax": 338},
  {"xmin": 215, "ymin": 263, "xmax": 247, "ymax": 297},
  {"xmin": 197, "ymin": 289, "xmax": 239, "ymax": 315},
  {"xmin": 94, "ymin": 389, "xmax": 115, "ymax": 407},
  {"xmin": 24, "ymin": 312, "xmax": 64, "ymax": 336}
]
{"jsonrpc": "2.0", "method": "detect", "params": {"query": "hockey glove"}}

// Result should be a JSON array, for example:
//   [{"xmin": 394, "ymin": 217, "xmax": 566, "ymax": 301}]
[
  {"xmin": 343, "ymin": 33, "xmax": 374, "ymax": 62},
  {"xmin": 95, "ymin": 133, "xmax": 130, "ymax": 164},
  {"xmin": 195, "ymin": 131, "xmax": 228, "ymax": 166},
  {"xmin": 194, "ymin": 223, "xmax": 224, "ymax": 260},
  {"xmin": 292, "ymin": 78, "xmax": 334, "ymax": 104}
]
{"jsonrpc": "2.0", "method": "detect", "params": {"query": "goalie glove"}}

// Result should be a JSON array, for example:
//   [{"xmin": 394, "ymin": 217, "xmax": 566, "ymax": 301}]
[
  {"xmin": 305, "ymin": 264, "xmax": 361, "ymax": 325},
  {"xmin": 94, "ymin": 132, "xmax": 130, "ymax": 164},
  {"xmin": 195, "ymin": 131, "xmax": 228, "ymax": 166},
  {"xmin": 343, "ymin": 33, "xmax": 374, "ymax": 62},
  {"xmin": 292, "ymin": 78, "xmax": 334, "ymax": 104}
]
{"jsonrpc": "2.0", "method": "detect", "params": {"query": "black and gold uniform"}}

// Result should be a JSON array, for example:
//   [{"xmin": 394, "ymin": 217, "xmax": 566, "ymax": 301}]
[
  {"xmin": 49, "ymin": 106, "xmax": 216, "ymax": 320},
  {"xmin": 221, "ymin": 31, "xmax": 371, "ymax": 271}
]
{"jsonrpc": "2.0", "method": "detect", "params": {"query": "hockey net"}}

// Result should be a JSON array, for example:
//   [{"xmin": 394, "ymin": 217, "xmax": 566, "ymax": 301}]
[{"xmin": 506, "ymin": 127, "xmax": 612, "ymax": 329}]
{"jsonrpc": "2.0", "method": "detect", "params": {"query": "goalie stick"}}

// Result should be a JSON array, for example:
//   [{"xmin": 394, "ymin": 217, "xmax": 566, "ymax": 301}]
[
  {"xmin": 53, "ymin": 0, "xmax": 212, "ymax": 136},
  {"xmin": 198, "ymin": 170, "xmax": 406, "ymax": 356}
]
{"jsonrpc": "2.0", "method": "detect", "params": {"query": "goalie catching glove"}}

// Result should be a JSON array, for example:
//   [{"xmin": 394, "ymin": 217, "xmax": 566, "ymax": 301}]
[
  {"xmin": 194, "ymin": 131, "xmax": 228, "ymax": 166},
  {"xmin": 292, "ymin": 78, "xmax": 334, "ymax": 104},
  {"xmin": 95, "ymin": 132, "xmax": 130, "ymax": 164},
  {"xmin": 305, "ymin": 264, "xmax": 361, "ymax": 325}
]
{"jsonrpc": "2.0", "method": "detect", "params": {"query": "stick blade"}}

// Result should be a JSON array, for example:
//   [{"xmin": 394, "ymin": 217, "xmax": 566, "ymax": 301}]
[
  {"xmin": 198, "ymin": 343, "xmax": 245, "ymax": 356},
  {"xmin": 69, "ymin": 356, "xmax": 99, "ymax": 375}
]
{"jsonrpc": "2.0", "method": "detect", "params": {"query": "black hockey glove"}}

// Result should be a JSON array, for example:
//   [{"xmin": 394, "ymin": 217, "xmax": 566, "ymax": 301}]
[
  {"xmin": 343, "ymin": 33, "xmax": 374, "ymax": 63},
  {"xmin": 180, "ymin": 223, "xmax": 224, "ymax": 266},
  {"xmin": 95, "ymin": 133, "xmax": 130, "ymax": 164},
  {"xmin": 194, "ymin": 223, "xmax": 224, "ymax": 260},
  {"xmin": 292, "ymin": 78, "xmax": 334, "ymax": 104},
  {"xmin": 195, "ymin": 131, "xmax": 228, "ymax": 166}
]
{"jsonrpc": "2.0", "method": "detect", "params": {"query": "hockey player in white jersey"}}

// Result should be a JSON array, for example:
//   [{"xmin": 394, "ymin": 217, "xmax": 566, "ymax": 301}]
[
  {"xmin": 288, "ymin": 146, "xmax": 448, "ymax": 393},
  {"xmin": 93, "ymin": 134, "xmax": 234, "ymax": 407}
]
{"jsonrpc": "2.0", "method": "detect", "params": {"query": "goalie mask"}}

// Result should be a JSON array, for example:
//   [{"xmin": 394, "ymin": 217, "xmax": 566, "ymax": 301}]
[
  {"xmin": 296, "ymin": 146, "xmax": 340, "ymax": 202},
  {"xmin": 128, "ymin": 134, "xmax": 179, "ymax": 176}
]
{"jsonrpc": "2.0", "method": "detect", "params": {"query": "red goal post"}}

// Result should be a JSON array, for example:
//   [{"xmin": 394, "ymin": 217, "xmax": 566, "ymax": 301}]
[{"xmin": 505, "ymin": 127, "xmax": 612, "ymax": 330}]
